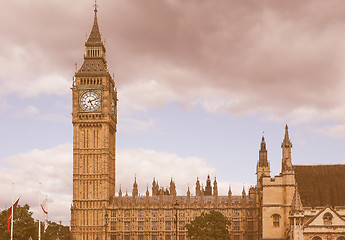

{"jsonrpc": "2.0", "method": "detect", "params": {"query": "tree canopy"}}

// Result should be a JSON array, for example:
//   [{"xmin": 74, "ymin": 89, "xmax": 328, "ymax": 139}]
[
  {"xmin": 185, "ymin": 210, "xmax": 231, "ymax": 240},
  {"xmin": 0, "ymin": 204, "xmax": 71, "ymax": 240}
]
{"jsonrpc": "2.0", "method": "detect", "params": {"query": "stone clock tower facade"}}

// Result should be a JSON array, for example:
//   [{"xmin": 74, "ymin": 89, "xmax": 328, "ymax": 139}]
[{"xmin": 71, "ymin": 5, "xmax": 117, "ymax": 240}]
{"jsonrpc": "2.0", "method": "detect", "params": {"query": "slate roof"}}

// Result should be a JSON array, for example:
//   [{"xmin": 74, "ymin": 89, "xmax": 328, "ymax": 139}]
[
  {"xmin": 293, "ymin": 164, "xmax": 345, "ymax": 207},
  {"xmin": 86, "ymin": 9, "xmax": 102, "ymax": 44},
  {"xmin": 75, "ymin": 7, "xmax": 109, "ymax": 77}
]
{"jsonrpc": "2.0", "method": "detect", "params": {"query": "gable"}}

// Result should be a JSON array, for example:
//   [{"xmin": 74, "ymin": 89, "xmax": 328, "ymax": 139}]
[{"xmin": 306, "ymin": 206, "xmax": 345, "ymax": 227}]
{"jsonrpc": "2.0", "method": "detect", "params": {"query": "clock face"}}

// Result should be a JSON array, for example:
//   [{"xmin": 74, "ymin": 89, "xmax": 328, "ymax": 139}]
[
  {"xmin": 111, "ymin": 98, "xmax": 116, "ymax": 115},
  {"xmin": 80, "ymin": 91, "xmax": 101, "ymax": 111}
]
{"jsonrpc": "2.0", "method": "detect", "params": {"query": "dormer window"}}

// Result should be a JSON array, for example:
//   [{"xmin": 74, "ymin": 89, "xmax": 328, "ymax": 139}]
[
  {"xmin": 323, "ymin": 213, "xmax": 333, "ymax": 225},
  {"xmin": 272, "ymin": 214, "xmax": 280, "ymax": 227}
]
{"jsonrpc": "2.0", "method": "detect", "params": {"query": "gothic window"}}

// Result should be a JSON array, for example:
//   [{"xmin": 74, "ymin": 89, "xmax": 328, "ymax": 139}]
[
  {"xmin": 233, "ymin": 210, "xmax": 240, "ymax": 218},
  {"xmin": 124, "ymin": 221, "xmax": 130, "ymax": 231},
  {"xmin": 152, "ymin": 211, "xmax": 157, "ymax": 218},
  {"xmin": 247, "ymin": 209, "xmax": 253, "ymax": 217},
  {"xmin": 165, "ymin": 211, "xmax": 171, "ymax": 218},
  {"xmin": 152, "ymin": 221, "xmax": 158, "ymax": 230},
  {"xmin": 138, "ymin": 221, "xmax": 144, "ymax": 231},
  {"xmin": 110, "ymin": 221, "xmax": 116, "ymax": 231},
  {"xmin": 124, "ymin": 210, "xmax": 130, "ymax": 218},
  {"xmin": 165, "ymin": 221, "xmax": 171, "ymax": 230},
  {"xmin": 179, "ymin": 211, "xmax": 185, "ymax": 218},
  {"xmin": 179, "ymin": 221, "xmax": 185, "ymax": 231},
  {"xmin": 323, "ymin": 213, "xmax": 333, "ymax": 225},
  {"xmin": 247, "ymin": 221, "xmax": 254, "ymax": 231},
  {"xmin": 193, "ymin": 211, "xmax": 198, "ymax": 218},
  {"xmin": 311, "ymin": 236, "xmax": 322, "ymax": 240},
  {"xmin": 233, "ymin": 221, "xmax": 240, "ymax": 231},
  {"xmin": 272, "ymin": 214, "xmax": 280, "ymax": 227},
  {"xmin": 138, "ymin": 210, "xmax": 144, "ymax": 218}
]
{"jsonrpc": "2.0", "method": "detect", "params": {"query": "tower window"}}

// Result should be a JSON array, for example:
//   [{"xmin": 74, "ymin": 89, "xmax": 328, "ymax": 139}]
[
  {"xmin": 323, "ymin": 213, "xmax": 333, "ymax": 225},
  {"xmin": 272, "ymin": 214, "xmax": 280, "ymax": 227}
]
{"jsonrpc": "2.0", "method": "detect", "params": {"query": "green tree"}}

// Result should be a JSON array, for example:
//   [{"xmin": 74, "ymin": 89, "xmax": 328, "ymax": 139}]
[
  {"xmin": 185, "ymin": 210, "xmax": 231, "ymax": 240},
  {"xmin": 43, "ymin": 221, "xmax": 72, "ymax": 240},
  {"xmin": 0, "ymin": 204, "xmax": 37, "ymax": 240},
  {"xmin": 0, "ymin": 203, "xmax": 71, "ymax": 240}
]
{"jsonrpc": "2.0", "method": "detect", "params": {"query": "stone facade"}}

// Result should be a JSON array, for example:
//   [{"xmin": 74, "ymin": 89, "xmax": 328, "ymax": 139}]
[{"xmin": 71, "ymin": 5, "xmax": 345, "ymax": 240}]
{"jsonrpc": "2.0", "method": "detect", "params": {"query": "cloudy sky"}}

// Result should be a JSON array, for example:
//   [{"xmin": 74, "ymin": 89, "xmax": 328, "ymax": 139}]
[{"xmin": 1, "ymin": 0, "xmax": 345, "ymax": 225}]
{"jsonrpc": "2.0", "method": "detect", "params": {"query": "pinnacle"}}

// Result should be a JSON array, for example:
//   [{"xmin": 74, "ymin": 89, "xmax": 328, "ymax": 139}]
[
  {"xmin": 291, "ymin": 185, "xmax": 303, "ymax": 213},
  {"xmin": 282, "ymin": 124, "xmax": 292, "ymax": 147}
]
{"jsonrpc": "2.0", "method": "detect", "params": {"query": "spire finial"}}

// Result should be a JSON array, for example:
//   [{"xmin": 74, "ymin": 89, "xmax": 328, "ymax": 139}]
[
  {"xmin": 282, "ymin": 124, "xmax": 292, "ymax": 146},
  {"xmin": 94, "ymin": 0, "xmax": 98, "ymax": 13}
]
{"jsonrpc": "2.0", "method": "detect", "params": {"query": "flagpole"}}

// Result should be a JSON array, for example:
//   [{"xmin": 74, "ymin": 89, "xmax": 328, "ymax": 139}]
[
  {"xmin": 39, "ymin": 182, "xmax": 41, "ymax": 240},
  {"xmin": 11, "ymin": 183, "xmax": 14, "ymax": 240}
]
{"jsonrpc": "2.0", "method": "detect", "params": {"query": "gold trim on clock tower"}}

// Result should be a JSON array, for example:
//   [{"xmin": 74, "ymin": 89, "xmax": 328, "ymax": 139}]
[{"xmin": 71, "ymin": 3, "xmax": 117, "ymax": 240}]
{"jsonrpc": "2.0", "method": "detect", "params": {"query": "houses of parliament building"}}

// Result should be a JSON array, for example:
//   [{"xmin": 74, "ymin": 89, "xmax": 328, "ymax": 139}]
[{"xmin": 70, "ymin": 5, "xmax": 345, "ymax": 240}]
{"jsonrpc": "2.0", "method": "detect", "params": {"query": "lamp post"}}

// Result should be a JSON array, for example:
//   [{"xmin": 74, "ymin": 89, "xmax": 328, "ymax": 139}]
[
  {"xmin": 105, "ymin": 212, "xmax": 109, "ymax": 240},
  {"xmin": 174, "ymin": 201, "xmax": 179, "ymax": 240}
]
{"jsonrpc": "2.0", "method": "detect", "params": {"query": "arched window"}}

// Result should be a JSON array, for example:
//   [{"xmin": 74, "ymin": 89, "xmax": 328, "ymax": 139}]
[
  {"xmin": 311, "ymin": 237, "xmax": 322, "ymax": 240},
  {"xmin": 272, "ymin": 214, "xmax": 280, "ymax": 227},
  {"xmin": 337, "ymin": 236, "xmax": 345, "ymax": 240},
  {"xmin": 323, "ymin": 213, "xmax": 333, "ymax": 225}
]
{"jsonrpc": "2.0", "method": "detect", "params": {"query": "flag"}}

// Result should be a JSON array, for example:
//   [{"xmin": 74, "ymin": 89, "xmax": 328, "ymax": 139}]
[
  {"xmin": 40, "ymin": 198, "xmax": 49, "ymax": 233},
  {"xmin": 7, "ymin": 197, "xmax": 20, "ymax": 234}
]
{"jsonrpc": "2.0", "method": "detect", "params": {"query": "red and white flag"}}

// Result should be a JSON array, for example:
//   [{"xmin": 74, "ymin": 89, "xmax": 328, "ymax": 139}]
[
  {"xmin": 7, "ymin": 197, "xmax": 20, "ymax": 234},
  {"xmin": 40, "ymin": 198, "xmax": 49, "ymax": 233}
]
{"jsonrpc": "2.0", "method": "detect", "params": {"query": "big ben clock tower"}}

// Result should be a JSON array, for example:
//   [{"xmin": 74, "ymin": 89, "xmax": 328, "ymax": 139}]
[{"xmin": 71, "ymin": 3, "xmax": 117, "ymax": 240}]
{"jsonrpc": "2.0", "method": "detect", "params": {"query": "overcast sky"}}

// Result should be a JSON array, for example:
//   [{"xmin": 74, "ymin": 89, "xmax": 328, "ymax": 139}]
[{"xmin": 1, "ymin": 0, "xmax": 345, "ymax": 225}]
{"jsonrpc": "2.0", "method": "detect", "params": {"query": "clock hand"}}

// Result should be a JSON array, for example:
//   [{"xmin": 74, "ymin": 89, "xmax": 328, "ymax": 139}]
[{"xmin": 88, "ymin": 99, "xmax": 95, "ymax": 106}]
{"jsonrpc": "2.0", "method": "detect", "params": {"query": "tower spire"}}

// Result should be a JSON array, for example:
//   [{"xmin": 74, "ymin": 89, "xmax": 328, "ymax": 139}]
[
  {"xmin": 258, "ymin": 135, "xmax": 268, "ymax": 167},
  {"xmin": 281, "ymin": 124, "xmax": 293, "ymax": 172},
  {"xmin": 86, "ymin": 0, "xmax": 102, "ymax": 44}
]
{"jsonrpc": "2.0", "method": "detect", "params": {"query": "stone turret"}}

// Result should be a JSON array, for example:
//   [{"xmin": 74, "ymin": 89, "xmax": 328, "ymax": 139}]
[
  {"xmin": 213, "ymin": 177, "xmax": 218, "ymax": 196},
  {"xmin": 152, "ymin": 178, "xmax": 159, "ymax": 196},
  {"xmin": 195, "ymin": 178, "xmax": 201, "ymax": 196},
  {"xmin": 132, "ymin": 176, "xmax": 138, "ymax": 197},
  {"xmin": 170, "ymin": 178, "xmax": 177, "ymax": 196},
  {"xmin": 119, "ymin": 186, "xmax": 122, "ymax": 198},
  {"xmin": 205, "ymin": 175, "xmax": 212, "ymax": 196},
  {"xmin": 257, "ymin": 135, "xmax": 270, "ymax": 184}
]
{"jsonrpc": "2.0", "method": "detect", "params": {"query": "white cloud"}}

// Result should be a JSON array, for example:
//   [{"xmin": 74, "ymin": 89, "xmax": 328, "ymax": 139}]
[
  {"xmin": 0, "ymin": 144, "xmax": 253, "ymax": 225},
  {"xmin": 24, "ymin": 106, "xmax": 39, "ymax": 116},
  {"xmin": 314, "ymin": 124, "xmax": 345, "ymax": 139},
  {"xmin": 119, "ymin": 79, "xmax": 180, "ymax": 115},
  {"xmin": 0, "ymin": 143, "xmax": 73, "ymax": 225},
  {"xmin": 119, "ymin": 117, "xmax": 156, "ymax": 133},
  {"xmin": 116, "ymin": 148, "xmax": 251, "ymax": 196}
]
